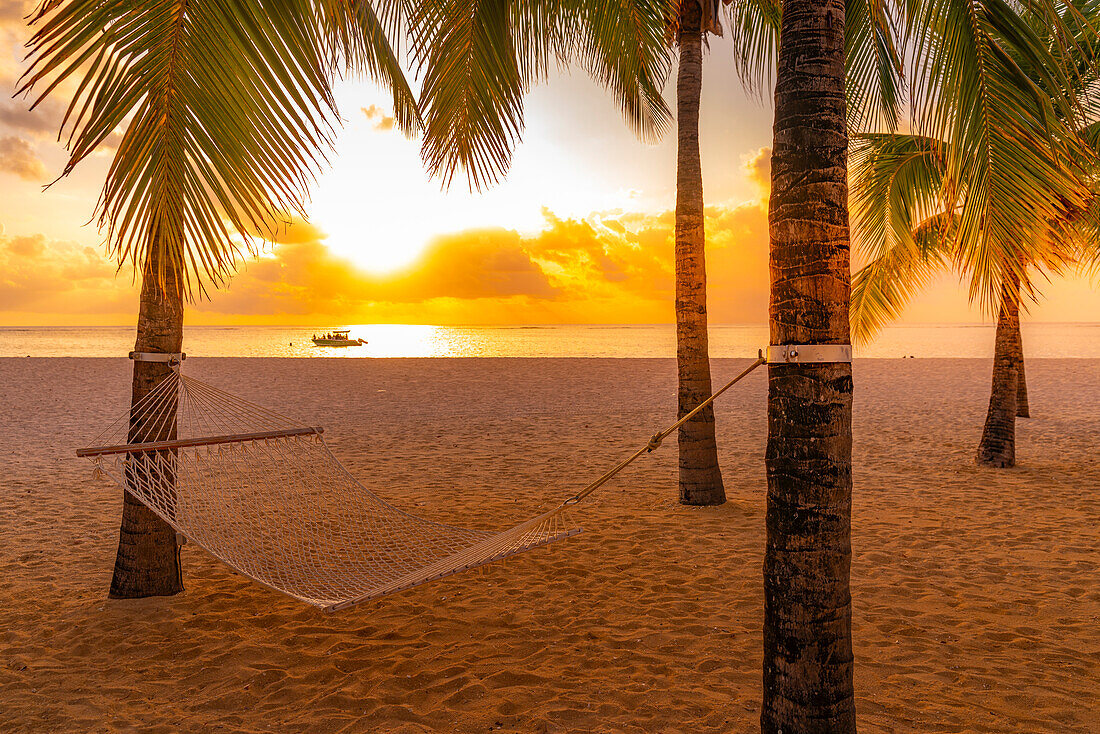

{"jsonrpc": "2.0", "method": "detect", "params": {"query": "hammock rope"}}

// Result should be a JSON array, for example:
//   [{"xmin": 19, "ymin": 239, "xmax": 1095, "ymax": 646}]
[{"xmin": 78, "ymin": 355, "xmax": 766, "ymax": 613}]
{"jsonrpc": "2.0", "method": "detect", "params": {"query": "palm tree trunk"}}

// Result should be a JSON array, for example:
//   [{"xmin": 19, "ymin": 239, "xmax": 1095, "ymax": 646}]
[
  {"xmin": 762, "ymin": 0, "xmax": 856, "ymax": 730},
  {"xmin": 674, "ymin": 0, "xmax": 724, "ymax": 506},
  {"xmin": 109, "ymin": 250, "xmax": 185, "ymax": 598},
  {"xmin": 976, "ymin": 277, "xmax": 1020, "ymax": 467},
  {"xmin": 1015, "ymin": 320, "xmax": 1029, "ymax": 418}
]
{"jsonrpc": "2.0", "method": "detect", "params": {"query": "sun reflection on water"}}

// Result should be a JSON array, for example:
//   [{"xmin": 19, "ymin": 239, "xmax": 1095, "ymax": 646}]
[{"xmin": 2, "ymin": 323, "xmax": 1100, "ymax": 358}]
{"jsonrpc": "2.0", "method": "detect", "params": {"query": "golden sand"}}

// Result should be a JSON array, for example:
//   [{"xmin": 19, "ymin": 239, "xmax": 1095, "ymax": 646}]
[{"xmin": 1, "ymin": 357, "xmax": 1097, "ymax": 732}]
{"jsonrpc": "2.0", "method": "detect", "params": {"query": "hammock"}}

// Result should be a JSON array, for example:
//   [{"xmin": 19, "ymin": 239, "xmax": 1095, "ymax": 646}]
[{"xmin": 78, "ymin": 357, "xmax": 765, "ymax": 613}]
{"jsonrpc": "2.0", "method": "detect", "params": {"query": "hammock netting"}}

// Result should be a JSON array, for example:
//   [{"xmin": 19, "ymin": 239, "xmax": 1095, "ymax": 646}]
[{"xmin": 79, "ymin": 367, "xmax": 581, "ymax": 612}]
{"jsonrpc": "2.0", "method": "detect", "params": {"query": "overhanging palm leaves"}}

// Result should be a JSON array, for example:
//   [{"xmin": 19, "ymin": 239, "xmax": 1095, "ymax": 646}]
[
  {"xmin": 409, "ymin": 0, "xmax": 674, "ymax": 190},
  {"xmin": 906, "ymin": 0, "xmax": 1096, "ymax": 311},
  {"xmin": 332, "ymin": 0, "xmax": 421, "ymax": 135},
  {"xmin": 851, "ymin": 0, "xmax": 1100, "ymax": 340},
  {"xmin": 727, "ymin": 0, "xmax": 905, "ymax": 131},
  {"xmin": 18, "ymin": 0, "xmax": 417, "ymax": 298},
  {"xmin": 848, "ymin": 134, "xmax": 958, "ymax": 339}
]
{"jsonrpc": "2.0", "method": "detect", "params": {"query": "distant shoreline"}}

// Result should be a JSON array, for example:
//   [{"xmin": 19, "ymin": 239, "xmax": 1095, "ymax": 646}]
[
  {"xmin": 3, "ymin": 321, "xmax": 1100, "ymax": 328},
  {"xmin": 3, "ymin": 355, "xmax": 1098, "ymax": 360},
  {"xmin": 2, "ymin": 323, "xmax": 1099, "ymax": 359}
]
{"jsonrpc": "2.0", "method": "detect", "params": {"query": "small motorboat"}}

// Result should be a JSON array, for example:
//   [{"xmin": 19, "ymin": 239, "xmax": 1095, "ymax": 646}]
[{"xmin": 311, "ymin": 329, "xmax": 366, "ymax": 347}]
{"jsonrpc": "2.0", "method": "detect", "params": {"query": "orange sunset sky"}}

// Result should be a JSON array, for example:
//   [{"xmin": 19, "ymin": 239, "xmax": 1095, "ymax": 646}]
[{"xmin": 1, "ymin": 2, "xmax": 1097, "ymax": 327}]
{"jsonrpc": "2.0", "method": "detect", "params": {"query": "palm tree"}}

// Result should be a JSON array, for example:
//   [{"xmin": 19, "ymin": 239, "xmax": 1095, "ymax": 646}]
[
  {"xmin": 19, "ymin": 0, "xmax": 418, "ymax": 597},
  {"xmin": 760, "ymin": 0, "xmax": 856, "ymax": 728},
  {"xmin": 668, "ymin": 0, "xmax": 902, "ymax": 506},
  {"xmin": 405, "ymin": 0, "xmax": 704, "ymax": 496},
  {"xmin": 411, "ymin": 0, "xmax": 901, "ymax": 511},
  {"xmin": 849, "ymin": 0, "xmax": 1100, "ymax": 468},
  {"xmin": 672, "ymin": 0, "xmax": 726, "ymax": 505},
  {"xmin": 20, "ymin": 0, "xmax": 676, "ymax": 598}
]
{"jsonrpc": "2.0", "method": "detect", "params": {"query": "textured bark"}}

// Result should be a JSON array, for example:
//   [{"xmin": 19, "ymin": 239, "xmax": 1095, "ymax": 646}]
[
  {"xmin": 109, "ymin": 251, "xmax": 185, "ymax": 599},
  {"xmin": 1015, "ymin": 320, "xmax": 1029, "ymax": 418},
  {"xmin": 977, "ymin": 277, "xmax": 1020, "ymax": 468},
  {"xmin": 674, "ymin": 0, "xmax": 724, "ymax": 506},
  {"xmin": 762, "ymin": 0, "xmax": 856, "ymax": 730}
]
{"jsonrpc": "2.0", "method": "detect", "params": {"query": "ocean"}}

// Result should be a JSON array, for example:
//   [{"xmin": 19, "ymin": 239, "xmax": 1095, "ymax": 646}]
[{"xmin": 1, "ymin": 323, "xmax": 1098, "ymax": 358}]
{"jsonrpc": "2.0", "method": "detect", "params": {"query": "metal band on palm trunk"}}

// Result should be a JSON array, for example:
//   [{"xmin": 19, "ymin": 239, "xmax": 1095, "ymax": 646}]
[
  {"xmin": 129, "ymin": 352, "xmax": 186, "ymax": 363},
  {"xmin": 766, "ymin": 345, "xmax": 852, "ymax": 364}
]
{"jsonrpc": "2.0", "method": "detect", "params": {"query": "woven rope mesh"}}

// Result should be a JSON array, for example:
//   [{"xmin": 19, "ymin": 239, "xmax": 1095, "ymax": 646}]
[{"xmin": 82, "ymin": 369, "xmax": 580, "ymax": 611}]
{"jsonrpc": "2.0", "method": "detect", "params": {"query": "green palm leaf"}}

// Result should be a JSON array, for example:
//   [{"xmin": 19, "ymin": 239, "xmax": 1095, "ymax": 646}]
[
  {"xmin": 851, "ymin": 0, "xmax": 1100, "ymax": 338},
  {"xmin": 850, "ymin": 133, "xmax": 951, "ymax": 261},
  {"xmin": 908, "ymin": 0, "xmax": 1095, "ymax": 311},
  {"xmin": 326, "ymin": 0, "xmax": 422, "ymax": 135},
  {"xmin": 850, "ymin": 132, "xmax": 956, "ymax": 340},
  {"xmin": 727, "ymin": 0, "xmax": 904, "ymax": 131},
  {"xmin": 19, "ymin": 0, "xmax": 415, "ymax": 297},
  {"xmin": 410, "ymin": 0, "xmax": 673, "ymax": 190},
  {"xmin": 409, "ymin": 0, "xmax": 527, "ymax": 191},
  {"xmin": 727, "ymin": 0, "xmax": 781, "ymax": 96},
  {"xmin": 575, "ymin": 0, "xmax": 673, "ymax": 144},
  {"xmin": 844, "ymin": 0, "xmax": 903, "ymax": 130},
  {"xmin": 851, "ymin": 212, "xmax": 957, "ymax": 342}
]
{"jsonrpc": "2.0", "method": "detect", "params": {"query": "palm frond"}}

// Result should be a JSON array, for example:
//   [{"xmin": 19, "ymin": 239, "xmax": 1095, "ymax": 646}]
[
  {"xmin": 844, "ymin": 0, "xmax": 904, "ymax": 131},
  {"xmin": 410, "ymin": 0, "xmax": 531, "ymax": 190},
  {"xmin": 575, "ymin": 0, "xmax": 674, "ymax": 144},
  {"xmin": 726, "ymin": 0, "xmax": 781, "ymax": 98},
  {"xmin": 17, "ymin": 0, "xmax": 379, "ymax": 298},
  {"xmin": 726, "ymin": 0, "xmax": 904, "ymax": 131},
  {"xmin": 411, "ymin": 0, "xmax": 672, "ymax": 190},
  {"xmin": 1076, "ymin": 192, "xmax": 1100, "ymax": 276},
  {"xmin": 326, "ymin": 0, "xmax": 422, "ymax": 135},
  {"xmin": 850, "ymin": 133, "xmax": 950, "ymax": 261},
  {"xmin": 908, "ymin": 0, "xmax": 1096, "ymax": 312},
  {"xmin": 1018, "ymin": 0, "xmax": 1100, "ymax": 110},
  {"xmin": 1073, "ymin": 118, "xmax": 1100, "ymax": 272},
  {"xmin": 850, "ymin": 212, "xmax": 956, "ymax": 342}
]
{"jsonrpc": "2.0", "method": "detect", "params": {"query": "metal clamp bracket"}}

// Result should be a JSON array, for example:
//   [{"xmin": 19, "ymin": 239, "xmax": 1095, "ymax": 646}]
[
  {"xmin": 766, "ymin": 344, "xmax": 852, "ymax": 364},
  {"xmin": 129, "ymin": 352, "xmax": 186, "ymax": 363}
]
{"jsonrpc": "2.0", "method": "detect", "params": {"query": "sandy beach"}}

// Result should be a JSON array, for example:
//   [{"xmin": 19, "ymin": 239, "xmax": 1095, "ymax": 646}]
[{"xmin": 0, "ymin": 357, "xmax": 1097, "ymax": 733}]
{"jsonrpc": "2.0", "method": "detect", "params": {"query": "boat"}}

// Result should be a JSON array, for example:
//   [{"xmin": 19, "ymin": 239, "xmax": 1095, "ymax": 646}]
[{"xmin": 311, "ymin": 329, "xmax": 366, "ymax": 347}]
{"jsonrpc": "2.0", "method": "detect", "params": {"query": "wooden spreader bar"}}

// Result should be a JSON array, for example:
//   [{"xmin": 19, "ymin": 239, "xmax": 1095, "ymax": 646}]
[{"xmin": 76, "ymin": 426, "xmax": 324, "ymax": 458}]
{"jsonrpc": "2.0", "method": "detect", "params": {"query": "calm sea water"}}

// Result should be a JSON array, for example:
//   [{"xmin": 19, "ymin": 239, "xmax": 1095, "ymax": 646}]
[{"xmin": 0, "ymin": 323, "xmax": 1097, "ymax": 358}]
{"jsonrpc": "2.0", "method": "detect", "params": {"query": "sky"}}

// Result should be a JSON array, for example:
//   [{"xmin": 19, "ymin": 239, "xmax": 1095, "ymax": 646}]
[{"xmin": 0, "ymin": 2, "xmax": 1097, "ymax": 327}]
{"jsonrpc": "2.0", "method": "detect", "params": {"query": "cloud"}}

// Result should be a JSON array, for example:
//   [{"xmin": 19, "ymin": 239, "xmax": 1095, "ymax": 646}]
[
  {"xmin": 744, "ymin": 146, "xmax": 771, "ymax": 193},
  {"xmin": 0, "ymin": 0, "xmax": 33, "ymax": 24},
  {"xmin": 361, "ymin": 104, "xmax": 395, "ymax": 132},
  {"xmin": 1, "ymin": 10, "xmax": 61, "ymax": 137},
  {"xmin": 0, "ymin": 100, "xmax": 62, "ymax": 138},
  {"xmin": 0, "ymin": 167, "xmax": 772, "ymax": 323},
  {"xmin": 1, "ymin": 89, "xmax": 126, "ymax": 154},
  {"xmin": 1, "ymin": 18, "xmax": 126, "ymax": 154},
  {"xmin": 187, "ymin": 200, "xmax": 772, "ymax": 324},
  {"xmin": 207, "ymin": 225, "xmax": 561, "ymax": 317},
  {"xmin": 240, "ymin": 213, "xmax": 328, "ymax": 246},
  {"xmin": 0, "ymin": 135, "xmax": 47, "ymax": 180},
  {"xmin": 0, "ymin": 229, "xmax": 133, "ymax": 314},
  {"xmin": 6, "ymin": 232, "xmax": 45, "ymax": 257},
  {"xmin": 268, "ymin": 217, "xmax": 326, "ymax": 245}
]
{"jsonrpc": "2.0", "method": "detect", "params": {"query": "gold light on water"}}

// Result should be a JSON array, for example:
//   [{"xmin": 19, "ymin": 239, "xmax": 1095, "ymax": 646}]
[{"xmin": 345, "ymin": 324, "xmax": 458, "ymax": 358}]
